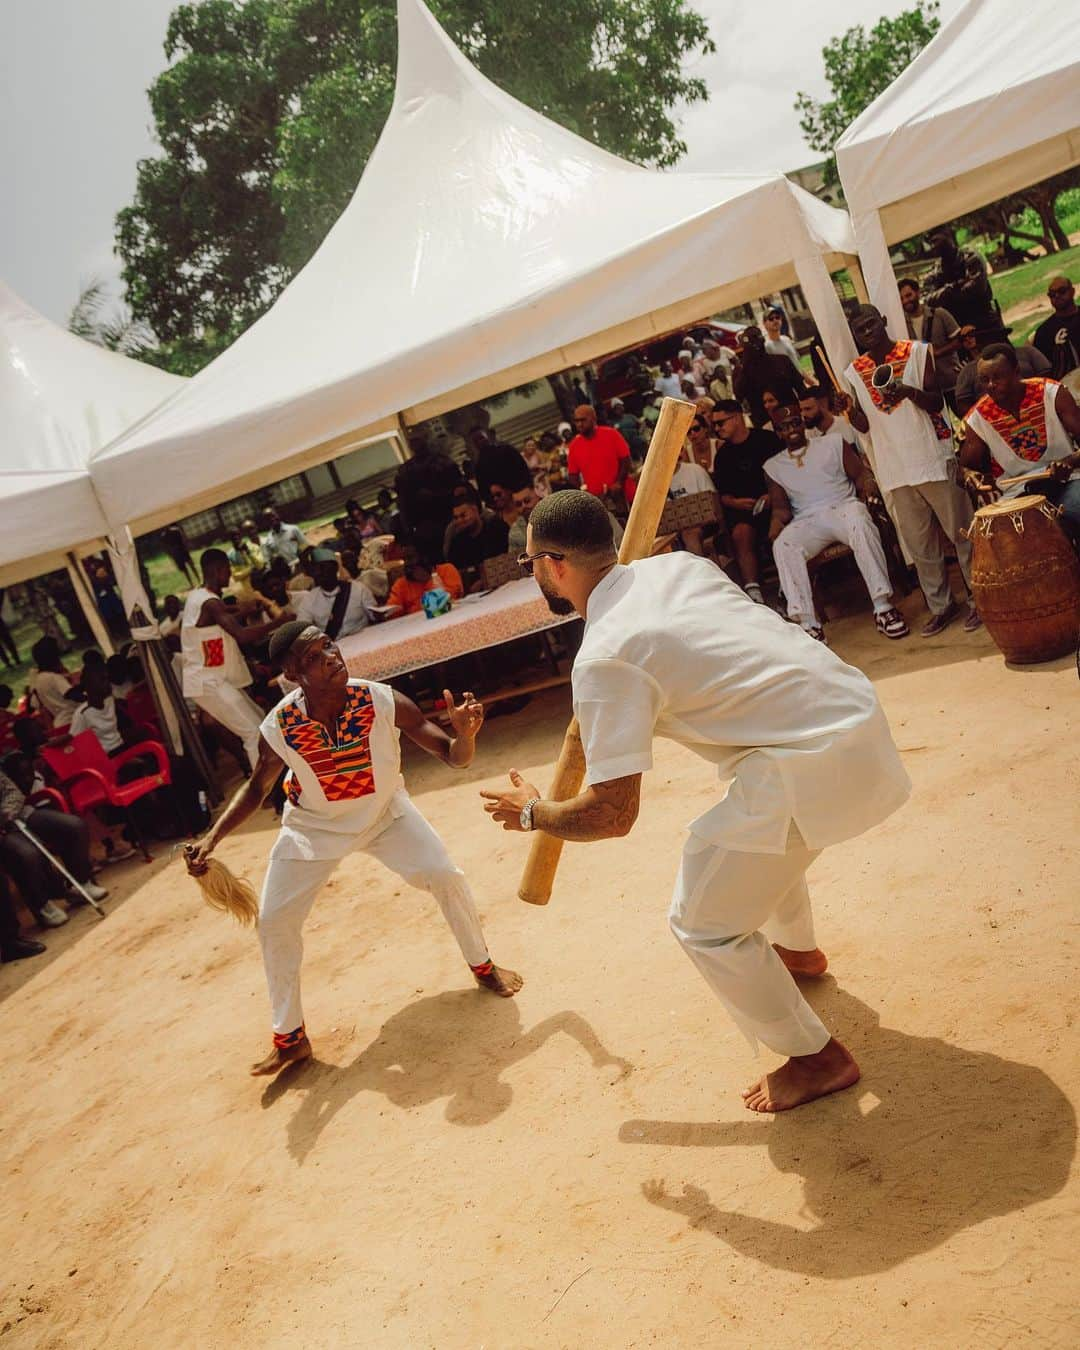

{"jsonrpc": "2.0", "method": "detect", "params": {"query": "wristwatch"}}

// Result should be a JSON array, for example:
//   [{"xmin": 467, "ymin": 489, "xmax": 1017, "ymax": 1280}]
[{"xmin": 520, "ymin": 796, "xmax": 541, "ymax": 831}]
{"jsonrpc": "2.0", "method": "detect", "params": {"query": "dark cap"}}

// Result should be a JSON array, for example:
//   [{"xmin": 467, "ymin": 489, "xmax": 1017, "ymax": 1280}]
[{"xmin": 268, "ymin": 620, "xmax": 318, "ymax": 664}]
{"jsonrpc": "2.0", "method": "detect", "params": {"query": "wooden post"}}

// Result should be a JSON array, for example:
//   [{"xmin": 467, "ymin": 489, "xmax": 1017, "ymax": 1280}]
[
  {"xmin": 517, "ymin": 395, "xmax": 697, "ymax": 906},
  {"xmin": 64, "ymin": 552, "xmax": 114, "ymax": 655}
]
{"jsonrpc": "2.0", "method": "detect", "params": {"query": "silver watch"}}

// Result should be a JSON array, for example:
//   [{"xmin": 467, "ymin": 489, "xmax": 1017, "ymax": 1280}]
[{"xmin": 520, "ymin": 796, "xmax": 541, "ymax": 831}]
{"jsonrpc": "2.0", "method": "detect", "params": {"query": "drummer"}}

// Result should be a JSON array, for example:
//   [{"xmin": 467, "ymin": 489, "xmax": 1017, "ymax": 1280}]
[{"xmin": 960, "ymin": 344, "xmax": 1080, "ymax": 535}]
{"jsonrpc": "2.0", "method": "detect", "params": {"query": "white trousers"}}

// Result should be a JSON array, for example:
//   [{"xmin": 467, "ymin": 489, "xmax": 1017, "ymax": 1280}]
[
  {"xmin": 193, "ymin": 683, "xmax": 264, "ymax": 769},
  {"xmin": 258, "ymin": 796, "xmax": 490, "ymax": 1033},
  {"xmin": 668, "ymin": 828, "xmax": 830, "ymax": 1057},
  {"xmin": 773, "ymin": 499, "xmax": 892, "ymax": 627}
]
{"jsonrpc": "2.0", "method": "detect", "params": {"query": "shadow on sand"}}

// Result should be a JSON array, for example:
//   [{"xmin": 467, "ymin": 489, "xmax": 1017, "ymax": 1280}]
[
  {"xmin": 622, "ymin": 980, "xmax": 1075, "ymax": 1277},
  {"xmin": 262, "ymin": 988, "xmax": 632, "ymax": 1164}
]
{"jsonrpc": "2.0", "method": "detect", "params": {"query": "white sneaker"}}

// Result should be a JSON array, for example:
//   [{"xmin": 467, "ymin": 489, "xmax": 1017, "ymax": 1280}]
[
  {"xmin": 39, "ymin": 901, "xmax": 69, "ymax": 927},
  {"xmin": 745, "ymin": 583, "xmax": 765, "ymax": 604},
  {"xmin": 82, "ymin": 882, "xmax": 108, "ymax": 902}
]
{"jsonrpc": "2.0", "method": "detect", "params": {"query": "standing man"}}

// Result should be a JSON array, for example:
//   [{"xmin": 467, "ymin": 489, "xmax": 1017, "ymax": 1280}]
[
  {"xmin": 765, "ymin": 405, "xmax": 909, "ymax": 642},
  {"xmin": 481, "ymin": 493, "xmax": 911, "ymax": 1113},
  {"xmin": 162, "ymin": 525, "xmax": 199, "ymax": 586},
  {"xmin": 394, "ymin": 432, "xmax": 466, "ymax": 560},
  {"xmin": 466, "ymin": 427, "xmax": 531, "ymax": 509},
  {"xmin": 566, "ymin": 405, "xmax": 631, "ymax": 506},
  {"xmin": 845, "ymin": 305, "xmax": 981, "ymax": 636},
  {"xmin": 1032, "ymin": 275, "xmax": 1080, "ymax": 382},
  {"xmin": 921, "ymin": 227, "xmax": 1004, "ymax": 340},
  {"xmin": 609, "ymin": 399, "xmax": 647, "ymax": 462},
  {"xmin": 709, "ymin": 400, "xmax": 778, "ymax": 603},
  {"xmin": 898, "ymin": 277, "xmax": 964, "ymax": 410},
  {"xmin": 260, "ymin": 509, "xmax": 309, "ymax": 568},
  {"xmin": 181, "ymin": 548, "xmax": 289, "ymax": 770},
  {"xmin": 733, "ymin": 327, "xmax": 804, "ymax": 428},
  {"xmin": 186, "ymin": 622, "xmax": 521, "ymax": 1075},
  {"xmin": 959, "ymin": 345, "xmax": 1080, "ymax": 533},
  {"xmin": 763, "ymin": 308, "xmax": 804, "ymax": 381},
  {"xmin": 293, "ymin": 549, "xmax": 380, "ymax": 640}
]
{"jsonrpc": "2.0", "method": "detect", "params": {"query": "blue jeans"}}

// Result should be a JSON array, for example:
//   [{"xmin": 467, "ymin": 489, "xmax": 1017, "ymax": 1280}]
[{"xmin": 1026, "ymin": 477, "xmax": 1080, "ymax": 534}]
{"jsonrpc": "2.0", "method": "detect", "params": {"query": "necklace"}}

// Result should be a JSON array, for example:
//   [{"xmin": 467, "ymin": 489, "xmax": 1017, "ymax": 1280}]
[{"xmin": 787, "ymin": 444, "xmax": 808, "ymax": 469}]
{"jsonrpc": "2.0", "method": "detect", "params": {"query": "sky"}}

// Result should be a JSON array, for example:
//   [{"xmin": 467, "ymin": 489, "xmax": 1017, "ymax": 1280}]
[{"xmin": 0, "ymin": 0, "xmax": 964, "ymax": 325}]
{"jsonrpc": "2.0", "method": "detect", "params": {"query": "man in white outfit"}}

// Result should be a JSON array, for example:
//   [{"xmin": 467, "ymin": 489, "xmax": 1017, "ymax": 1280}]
[
  {"xmin": 482, "ymin": 492, "xmax": 910, "ymax": 1113},
  {"xmin": 765, "ymin": 404, "xmax": 909, "ymax": 642},
  {"xmin": 187, "ymin": 621, "xmax": 521, "ymax": 1076},
  {"xmin": 180, "ymin": 548, "xmax": 288, "ymax": 770}
]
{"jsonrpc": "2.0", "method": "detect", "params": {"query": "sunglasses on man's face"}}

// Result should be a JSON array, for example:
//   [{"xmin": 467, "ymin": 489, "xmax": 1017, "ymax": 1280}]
[
  {"xmin": 1048, "ymin": 284, "xmax": 1071, "ymax": 297},
  {"xmin": 517, "ymin": 549, "xmax": 566, "ymax": 576}
]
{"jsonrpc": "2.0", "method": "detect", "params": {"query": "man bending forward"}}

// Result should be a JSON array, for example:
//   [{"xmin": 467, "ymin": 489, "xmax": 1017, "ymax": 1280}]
[{"xmin": 188, "ymin": 621, "xmax": 521, "ymax": 1075}]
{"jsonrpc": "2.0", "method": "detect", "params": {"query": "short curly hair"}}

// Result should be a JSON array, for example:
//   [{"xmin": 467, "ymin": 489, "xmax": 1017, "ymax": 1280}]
[{"xmin": 528, "ymin": 489, "xmax": 616, "ymax": 559}]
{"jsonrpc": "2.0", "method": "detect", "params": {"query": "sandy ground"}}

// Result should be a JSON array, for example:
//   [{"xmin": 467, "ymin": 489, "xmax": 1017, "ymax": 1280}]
[{"xmin": 3, "ymin": 583, "xmax": 1079, "ymax": 1349}]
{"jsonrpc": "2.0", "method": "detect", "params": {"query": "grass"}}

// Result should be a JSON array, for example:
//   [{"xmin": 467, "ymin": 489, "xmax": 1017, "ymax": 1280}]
[{"xmin": 991, "ymin": 242, "xmax": 1080, "ymax": 346}]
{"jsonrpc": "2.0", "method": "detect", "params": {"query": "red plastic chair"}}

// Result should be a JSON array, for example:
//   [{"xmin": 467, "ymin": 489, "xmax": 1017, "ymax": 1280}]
[
  {"xmin": 29, "ymin": 786, "xmax": 71, "ymax": 813},
  {"xmin": 40, "ymin": 731, "xmax": 171, "ymax": 861}
]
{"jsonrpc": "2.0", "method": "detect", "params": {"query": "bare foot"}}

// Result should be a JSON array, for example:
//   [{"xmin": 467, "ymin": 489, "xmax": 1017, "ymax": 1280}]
[
  {"xmin": 474, "ymin": 965, "xmax": 524, "ymax": 998},
  {"xmin": 249, "ymin": 1036, "xmax": 313, "ymax": 1076},
  {"xmin": 773, "ymin": 943, "xmax": 828, "ymax": 977},
  {"xmin": 742, "ymin": 1037, "xmax": 859, "ymax": 1113}
]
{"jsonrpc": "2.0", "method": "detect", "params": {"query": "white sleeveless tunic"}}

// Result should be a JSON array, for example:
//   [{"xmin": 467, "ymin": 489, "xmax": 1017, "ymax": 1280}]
[
  {"xmin": 180, "ymin": 587, "xmax": 251, "ymax": 696},
  {"xmin": 965, "ymin": 378, "xmax": 1076, "ymax": 499},
  {"xmin": 259, "ymin": 679, "xmax": 405, "ymax": 860}
]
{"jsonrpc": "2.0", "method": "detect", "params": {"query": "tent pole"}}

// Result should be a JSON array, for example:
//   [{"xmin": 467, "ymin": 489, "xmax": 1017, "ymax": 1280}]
[
  {"xmin": 849, "ymin": 259, "xmax": 871, "ymax": 304},
  {"xmin": 792, "ymin": 253, "xmax": 858, "ymax": 393},
  {"xmin": 64, "ymin": 553, "xmax": 114, "ymax": 655}
]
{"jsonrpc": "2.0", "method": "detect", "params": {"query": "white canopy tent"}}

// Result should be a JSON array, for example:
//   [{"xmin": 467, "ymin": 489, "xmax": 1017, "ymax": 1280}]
[
  {"xmin": 0, "ymin": 280, "xmax": 183, "ymax": 586},
  {"xmin": 91, "ymin": 0, "xmax": 862, "ymax": 537},
  {"xmin": 836, "ymin": 0, "xmax": 1080, "ymax": 336}
]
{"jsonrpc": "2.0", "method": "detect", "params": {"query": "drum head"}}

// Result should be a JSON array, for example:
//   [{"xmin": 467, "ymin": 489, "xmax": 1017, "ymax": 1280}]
[{"xmin": 975, "ymin": 494, "xmax": 1048, "ymax": 518}]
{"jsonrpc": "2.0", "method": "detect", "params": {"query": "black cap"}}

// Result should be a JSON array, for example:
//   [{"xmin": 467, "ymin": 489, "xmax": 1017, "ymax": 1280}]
[{"xmin": 268, "ymin": 620, "xmax": 315, "ymax": 664}]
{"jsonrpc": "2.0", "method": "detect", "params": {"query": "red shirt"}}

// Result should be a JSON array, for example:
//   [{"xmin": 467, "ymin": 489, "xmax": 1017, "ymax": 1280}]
[{"xmin": 567, "ymin": 426, "xmax": 630, "ymax": 496}]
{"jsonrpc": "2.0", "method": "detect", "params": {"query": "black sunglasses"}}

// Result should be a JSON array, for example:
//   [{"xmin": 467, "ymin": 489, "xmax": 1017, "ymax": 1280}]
[{"xmin": 517, "ymin": 549, "xmax": 565, "ymax": 575}]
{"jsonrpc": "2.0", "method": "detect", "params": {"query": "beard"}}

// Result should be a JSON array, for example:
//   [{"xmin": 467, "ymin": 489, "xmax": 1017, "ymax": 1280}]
[{"xmin": 536, "ymin": 577, "xmax": 576, "ymax": 616}]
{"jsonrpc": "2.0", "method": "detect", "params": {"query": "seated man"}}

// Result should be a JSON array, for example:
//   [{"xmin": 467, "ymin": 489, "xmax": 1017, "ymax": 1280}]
[
  {"xmin": 510, "ymin": 485, "xmax": 623, "ymax": 555},
  {"xmin": 766, "ymin": 405, "xmax": 909, "ymax": 643},
  {"xmin": 386, "ymin": 549, "xmax": 464, "ymax": 616},
  {"xmin": 293, "ymin": 549, "xmax": 379, "ymax": 640},
  {"xmin": 709, "ymin": 400, "xmax": 778, "ymax": 603},
  {"xmin": 447, "ymin": 490, "xmax": 510, "ymax": 591},
  {"xmin": 954, "ymin": 331, "xmax": 1050, "ymax": 415},
  {"xmin": 668, "ymin": 447, "xmax": 718, "ymax": 558},
  {"xmin": 959, "ymin": 344, "xmax": 1080, "ymax": 533},
  {"xmin": 0, "ymin": 752, "xmax": 107, "ymax": 928}
]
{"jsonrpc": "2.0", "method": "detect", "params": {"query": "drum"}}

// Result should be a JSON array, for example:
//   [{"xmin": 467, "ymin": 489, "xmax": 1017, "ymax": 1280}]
[{"xmin": 966, "ymin": 495, "xmax": 1080, "ymax": 663}]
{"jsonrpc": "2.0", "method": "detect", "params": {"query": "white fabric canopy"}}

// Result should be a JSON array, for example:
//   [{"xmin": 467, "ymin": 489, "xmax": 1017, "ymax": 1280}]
[
  {"xmin": 836, "ymin": 0, "xmax": 1080, "ymax": 335},
  {"xmin": 91, "ymin": 0, "xmax": 860, "ymax": 535},
  {"xmin": 0, "ymin": 281, "xmax": 183, "ymax": 583}
]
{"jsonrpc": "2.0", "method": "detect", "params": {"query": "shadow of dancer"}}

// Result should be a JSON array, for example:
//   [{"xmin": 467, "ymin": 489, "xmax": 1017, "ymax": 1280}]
[
  {"xmin": 265, "ymin": 989, "xmax": 632, "ymax": 1164},
  {"xmin": 622, "ymin": 981, "xmax": 1075, "ymax": 1277}
]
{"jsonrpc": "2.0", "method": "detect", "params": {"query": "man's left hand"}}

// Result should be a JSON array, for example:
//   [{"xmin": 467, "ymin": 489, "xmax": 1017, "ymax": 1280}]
[
  {"xmin": 446, "ymin": 689, "xmax": 484, "ymax": 740},
  {"xmin": 480, "ymin": 769, "xmax": 540, "ymax": 831},
  {"xmin": 1048, "ymin": 459, "xmax": 1075, "ymax": 482}
]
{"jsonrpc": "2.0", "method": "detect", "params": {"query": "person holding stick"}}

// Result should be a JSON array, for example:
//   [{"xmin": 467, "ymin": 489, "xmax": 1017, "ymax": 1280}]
[
  {"xmin": 480, "ymin": 491, "xmax": 911, "ymax": 1113},
  {"xmin": 185, "ymin": 621, "xmax": 521, "ymax": 1077}
]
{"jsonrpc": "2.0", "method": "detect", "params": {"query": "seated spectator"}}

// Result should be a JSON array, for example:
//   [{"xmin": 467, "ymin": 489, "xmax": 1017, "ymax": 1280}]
[
  {"xmin": 519, "ymin": 436, "xmax": 552, "ymax": 493},
  {"xmin": 447, "ymin": 490, "xmax": 511, "ymax": 589},
  {"xmin": 0, "ymin": 752, "xmax": 107, "ymax": 928},
  {"xmin": 710, "ymin": 400, "xmax": 779, "ymax": 604},
  {"xmin": 158, "ymin": 594, "xmax": 182, "ymax": 640},
  {"xmin": 686, "ymin": 411, "xmax": 718, "ymax": 472},
  {"xmin": 386, "ymin": 549, "xmax": 465, "ymax": 616},
  {"xmin": 489, "ymin": 482, "xmax": 521, "ymax": 530},
  {"xmin": 766, "ymin": 404, "xmax": 908, "ymax": 642},
  {"xmin": 959, "ymin": 344, "xmax": 1080, "ymax": 533},
  {"xmin": 955, "ymin": 332, "xmax": 1051, "ymax": 415},
  {"xmin": 702, "ymin": 339, "xmax": 734, "ymax": 401},
  {"xmin": 283, "ymin": 551, "xmax": 315, "ymax": 594},
  {"xmin": 226, "ymin": 526, "xmax": 258, "ymax": 573},
  {"xmin": 608, "ymin": 400, "xmax": 646, "ymax": 463},
  {"xmin": 30, "ymin": 638, "xmax": 77, "ymax": 730},
  {"xmin": 763, "ymin": 308, "xmax": 804, "ymax": 380},
  {"xmin": 106, "ymin": 653, "xmax": 135, "ymax": 700},
  {"xmin": 1032, "ymin": 275, "xmax": 1080, "ymax": 381},
  {"xmin": 799, "ymin": 386, "xmax": 857, "ymax": 442},
  {"xmin": 733, "ymin": 326, "xmax": 805, "ymax": 427},
  {"xmin": 653, "ymin": 361, "xmax": 683, "ymax": 399},
  {"xmin": 668, "ymin": 446, "xmax": 717, "ymax": 558},
  {"xmin": 259, "ymin": 508, "xmax": 309, "ymax": 566},
  {"xmin": 292, "ymin": 549, "xmax": 379, "ymax": 639},
  {"xmin": 675, "ymin": 350, "xmax": 706, "ymax": 397},
  {"xmin": 69, "ymin": 664, "xmax": 131, "ymax": 755},
  {"xmin": 0, "ymin": 868, "xmax": 46, "ymax": 962},
  {"xmin": 509, "ymin": 484, "xmax": 623, "ymax": 555},
  {"xmin": 566, "ymin": 405, "xmax": 630, "ymax": 507},
  {"xmin": 252, "ymin": 568, "xmax": 292, "ymax": 620},
  {"xmin": 467, "ymin": 426, "xmax": 531, "ymax": 508}
]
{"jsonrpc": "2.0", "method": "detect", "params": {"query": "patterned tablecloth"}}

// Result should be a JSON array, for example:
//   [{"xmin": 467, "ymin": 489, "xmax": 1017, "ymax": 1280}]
[{"xmin": 338, "ymin": 578, "xmax": 568, "ymax": 681}]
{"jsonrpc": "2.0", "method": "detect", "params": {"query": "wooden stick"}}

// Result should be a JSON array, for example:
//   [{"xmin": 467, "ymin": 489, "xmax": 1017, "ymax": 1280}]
[
  {"xmin": 815, "ymin": 344, "xmax": 842, "ymax": 394},
  {"xmin": 995, "ymin": 469, "xmax": 1055, "ymax": 489},
  {"xmin": 517, "ymin": 396, "xmax": 697, "ymax": 906}
]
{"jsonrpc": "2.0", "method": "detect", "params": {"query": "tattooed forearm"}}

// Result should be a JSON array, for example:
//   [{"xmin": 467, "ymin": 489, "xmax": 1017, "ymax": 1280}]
[{"xmin": 533, "ymin": 775, "xmax": 641, "ymax": 841}]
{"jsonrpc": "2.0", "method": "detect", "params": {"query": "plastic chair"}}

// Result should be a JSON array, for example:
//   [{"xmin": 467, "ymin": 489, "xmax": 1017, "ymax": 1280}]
[
  {"xmin": 29, "ymin": 786, "xmax": 71, "ymax": 813},
  {"xmin": 40, "ymin": 731, "xmax": 171, "ymax": 862}
]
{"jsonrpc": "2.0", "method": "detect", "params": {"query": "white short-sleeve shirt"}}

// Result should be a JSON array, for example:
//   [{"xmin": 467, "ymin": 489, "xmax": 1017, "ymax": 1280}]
[
  {"xmin": 572, "ymin": 554, "xmax": 910, "ymax": 853},
  {"xmin": 293, "ymin": 581, "xmax": 376, "ymax": 639}
]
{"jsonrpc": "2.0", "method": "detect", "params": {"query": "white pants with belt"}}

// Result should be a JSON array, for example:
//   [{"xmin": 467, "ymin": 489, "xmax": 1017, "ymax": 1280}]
[
  {"xmin": 772, "ymin": 499, "xmax": 893, "ymax": 628},
  {"xmin": 193, "ymin": 682, "xmax": 264, "ymax": 770},
  {"xmin": 668, "ymin": 826, "xmax": 830, "ymax": 1057},
  {"xmin": 258, "ymin": 796, "xmax": 490, "ymax": 1033}
]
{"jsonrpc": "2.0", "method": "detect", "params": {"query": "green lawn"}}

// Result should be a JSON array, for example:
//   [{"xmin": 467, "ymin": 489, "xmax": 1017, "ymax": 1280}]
[{"xmin": 992, "ymin": 243, "xmax": 1080, "ymax": 346}]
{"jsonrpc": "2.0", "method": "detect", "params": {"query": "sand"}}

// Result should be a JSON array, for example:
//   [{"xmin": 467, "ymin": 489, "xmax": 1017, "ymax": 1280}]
[{"xmin": 3, "ymin": 600, "xmax": 1079, "ymax": 1348}]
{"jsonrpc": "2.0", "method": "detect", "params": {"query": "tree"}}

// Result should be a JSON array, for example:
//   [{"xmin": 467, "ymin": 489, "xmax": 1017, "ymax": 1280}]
[
  {"xmin": 795, "ymin": 2, "xmax": 940, "ymax": 190},
  {"xmin": 956, "ymin": 167, "xmax": 1080, "ymax": 262},
  {"xmin": 117, "ymin": 0, "xmax": 715, "ymax": 374},
  {"xmin": 68, "ymin": 278, "xmax": 158, "ymax": 359}
]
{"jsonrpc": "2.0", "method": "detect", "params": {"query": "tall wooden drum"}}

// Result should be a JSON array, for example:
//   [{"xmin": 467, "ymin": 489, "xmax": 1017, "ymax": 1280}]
[{"xmin": 967, "ymin": 494, "xmax": 1080, "ymax": 664}]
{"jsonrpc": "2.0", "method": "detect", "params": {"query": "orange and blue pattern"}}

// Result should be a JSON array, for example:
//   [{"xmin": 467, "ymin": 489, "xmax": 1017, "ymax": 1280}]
[
  {"xmin": 968, "ymin": 378, "xmax": 1050, "ymax": 464},
  {"xmin": 278, "ymin": 683, "xmax": 377, "ymax": 803}
]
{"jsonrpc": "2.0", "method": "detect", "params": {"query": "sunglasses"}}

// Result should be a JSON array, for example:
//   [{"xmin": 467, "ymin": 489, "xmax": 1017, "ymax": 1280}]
[
  {"xmin": 517, "ymin": 549, "xmax": 565, "ymax": 575},
  {"xmin": 1048, "ymin": 284, "xmax": 1071, "ymax": 297}
]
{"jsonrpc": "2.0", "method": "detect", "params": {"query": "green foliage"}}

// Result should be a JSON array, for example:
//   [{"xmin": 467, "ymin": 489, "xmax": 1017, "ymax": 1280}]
[
  {"xmin": 117, "ymin": 0, "xmax": 715, "ymax": 374},
  {"xmin": 795, "ymin": 2, "xmax": 940, "ymax": 188}
]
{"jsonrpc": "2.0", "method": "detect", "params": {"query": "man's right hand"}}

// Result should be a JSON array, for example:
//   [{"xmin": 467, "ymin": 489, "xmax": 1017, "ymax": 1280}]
[{"xmin": 184, "ymin": 839, "xmax": 215, "ymax": 876}]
